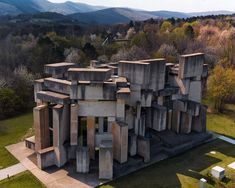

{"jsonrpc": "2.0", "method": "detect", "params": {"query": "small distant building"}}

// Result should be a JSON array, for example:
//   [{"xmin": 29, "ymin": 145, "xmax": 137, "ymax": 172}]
[
  {"xmin": 26, "ymin": 53, "xmax": 209, "ymax": 180},
  {"xmin": 211, "ymin": 166, "xmax": 225, "ymax": 180}
]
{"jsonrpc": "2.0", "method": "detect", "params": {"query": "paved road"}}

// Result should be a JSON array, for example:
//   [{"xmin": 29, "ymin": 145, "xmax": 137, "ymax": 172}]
[
  {"xmin": 0, "ymin": 163, "xmax": 26, "ymax": 181},
  {"xmin": 218, "ymin": 135, "xmax": 235, "ymax": 145}
]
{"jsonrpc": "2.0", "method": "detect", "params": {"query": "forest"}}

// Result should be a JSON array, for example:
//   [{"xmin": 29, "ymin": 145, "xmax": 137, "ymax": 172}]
[{"xmin": 0, "ymin": 14, "xmax": 235, "ymax": 119}]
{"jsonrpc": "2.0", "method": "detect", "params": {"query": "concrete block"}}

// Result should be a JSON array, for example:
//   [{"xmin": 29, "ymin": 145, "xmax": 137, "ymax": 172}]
[
  {"xmin": 125, "ymin": 107, "xmax": 134, "ymax": 130},
  {"xmin": 99, "ymin": 141, "xmax": 113, "ymax": 180},
  {"xmin": 128, "ymin": 133, "xmax": 137, "ymax": 156},
  {"xmin": 98, "ymin": 117, "xmax": 104, "ymax": 133},
  {"xmin": 173, "ymin": 100, "xmax": 187, "ymax": 112},
  {"xmin": 199, "ymin": 178, "xmax": 207, "ymax": 188},
  {"xmin": 77, "ymin": 101, "xmax": 116, "ymax": 117},
  {"xmin": 171, "ymin": 110, "xmax": 181, "ymax": 133},
  {"xmin": 189, "ymin": 81, "xmax": 202, "ymax": 103},
  {"xmin": 36, "ymin": 91, "xmax": 70, "ymax": 105},
  {"xmin": 137, "ymin": 137, "xmax": 150, "ymax": 163},
  {"xmin": 141, "ymin": 90, "xmax": 153, "ymax": 107},
  {"xmin": 112, "ymin": 121, "xmax": 128, "ymax": 164},
  {"xmin": 167, "ymin": 110, "xmax": 172, "ymax": 130},
  {"xmin": 180, "ymin": 112, "xmax": 192, "ymax": 134},
  {"xmin": 134, "ymin": 102, "xmax": 141, "ymax": 135},
  {"xmin": 95, "ymin": 133, "xmax": 113, "ymax": 148},
  {"xmin": 76, "ymin": 147, "xmax": 90, "ymax": 173},
  {"xmin": 37, "ymin": 147, "xmax": 55, "ymax": 169},
  {"xmin": 70, "ymin": 104, "xmax": 79, "ymax": 146},
  {"xmin": 192, "ymin": 105, "xmax": 207, "ymax": 132},
  {"xmin": 34, "ymin": 105, "xmax": 50, "ymax": 151},
  {"xmin": 68, "ymin": 68, "xmax": 112, "ymax": 82},
  {"xmin": 179, "ymin": 53, "xmax": 204, "ymax": 79},
  {"xmin": 44, "ymin": 62, "xmax": 75, "ymax": 78},
  {"xmin": 44, "ymin": 77, "xmax": 71, "ymax": 95},
  {"xmin": 152, "ymin": 105, "xmax": 167, "ymax": 132},
  {"xmin": 211, "ymin": 166, "xmax": 225, "ymax": 180},
  {"xmin": 25, "ymin": 136, "xmax": 35, "ymax": 150},
  {"xmin": 53, "ymin": 104, "xmax": 70, "ymax": 167},
  {"xmin": 116, "ymin": 99, "xmax": 125, "ymax": 121},
  {"xmin": 87, "ymin": 117, "xmax": 95, "ymax": 160},
  {"xmin": 146, "ymin": 107, "xmax": 152, "ymax": 129}
]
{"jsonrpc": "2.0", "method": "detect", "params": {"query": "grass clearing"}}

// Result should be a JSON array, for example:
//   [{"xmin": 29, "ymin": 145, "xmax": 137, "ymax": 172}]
[
  {"xmin": 0, "ymin": 113, "xmax": 33, "ymax": 169},
  {"xmin": 0, "ymin": 171, "xmax": 45, "ymax": 188},
  {"xmin": 101, "ymin": 139, "xmax": 235, "ymax": 188}
]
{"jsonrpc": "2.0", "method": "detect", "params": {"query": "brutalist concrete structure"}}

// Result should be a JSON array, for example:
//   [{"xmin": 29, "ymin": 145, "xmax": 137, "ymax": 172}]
[{"xmin": 26, "ymin": 53, "xmax": 209, "ymax": 180}]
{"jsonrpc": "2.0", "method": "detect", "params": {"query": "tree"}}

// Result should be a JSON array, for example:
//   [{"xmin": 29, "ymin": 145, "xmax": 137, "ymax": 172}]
[
  {"xmin": 208, "ymin": 65, "xmax": 235, "ymax": 112},
  {"xmin": 161, "ymin": 21, "xmax": 172, "ymax": 32},
  {"xmin": 184, "ymin": 25, "xmax": 195, "ymax": 39}
]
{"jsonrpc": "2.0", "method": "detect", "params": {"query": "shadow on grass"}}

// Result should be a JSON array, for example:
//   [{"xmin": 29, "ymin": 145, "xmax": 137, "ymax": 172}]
[{"xmin": 101, "ymin": 139, "xmax": 235, "ymax": 188}]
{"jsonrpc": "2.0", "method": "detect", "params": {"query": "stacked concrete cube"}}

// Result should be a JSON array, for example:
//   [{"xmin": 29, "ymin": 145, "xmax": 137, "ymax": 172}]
[{"xmin": 28, "ymin": 53, "xmax": 208, "ymax": 180}]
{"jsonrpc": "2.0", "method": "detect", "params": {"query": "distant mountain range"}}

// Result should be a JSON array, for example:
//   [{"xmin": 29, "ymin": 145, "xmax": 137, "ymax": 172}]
[{"xmin": 0, "ymin": 0, "xmax": 234, "ymax": 25}]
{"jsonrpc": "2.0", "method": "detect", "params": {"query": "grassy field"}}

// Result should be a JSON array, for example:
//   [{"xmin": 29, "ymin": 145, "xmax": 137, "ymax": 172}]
[
  {"xmin": 101, "ymin": 139, "xmax": 235, "ymax": 188},
  {"xmin": 0, "ymin": 171, "xmax": 45, "ymax": 188},
  {"xmin": 207, "ymin": 104, "xmax": 235, "ymax": 138},
  {"xmin": 0, "ymin": 113, "xmax": 33, "ymax": 169}
]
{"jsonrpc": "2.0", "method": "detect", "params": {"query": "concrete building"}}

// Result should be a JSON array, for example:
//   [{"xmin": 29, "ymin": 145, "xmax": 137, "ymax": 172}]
[{"xmin": 26, "ymin": 53, "xmax": 208, "ymax": 180}]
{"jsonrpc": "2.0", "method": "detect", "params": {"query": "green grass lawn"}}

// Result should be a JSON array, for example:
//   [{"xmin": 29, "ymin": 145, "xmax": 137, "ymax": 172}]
[
  {"xmin": 0, "ymin": 171, "xmax": 45, "ymax": 188},
  {"xmin": 207, "ymin": 104, "xmax": 235, "ymax": 138},
  {"xmin": 101, "ymin": 139, "xmax": 235, "ymax": 188},
  {"xmin": 0, "ymin": 113, "xmax": 33, "ymax": 169}
]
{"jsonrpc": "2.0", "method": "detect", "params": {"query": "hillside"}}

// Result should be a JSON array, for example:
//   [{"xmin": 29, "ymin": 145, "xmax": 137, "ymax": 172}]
[{"xmin": 0, "ymin": 0, "xmax": 105, "ymax": 15}]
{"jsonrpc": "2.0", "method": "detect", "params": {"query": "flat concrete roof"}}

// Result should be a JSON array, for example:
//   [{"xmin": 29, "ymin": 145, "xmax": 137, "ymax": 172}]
[
  {"xmin": 68, "ymin": 68, "xmax": 111, "ymax": 72},
  {"xmin": 181, "ymin": 53, "xmax": 204, "ymax": 58},
  {"xmin": 117, "ymin": 88, "xmax": 131, "ymax": 94},
  {"xmin": 37, "ymin": 91, "xmax": 70, "ymax": 100},
  {"xmin": 141, "ymin": 58, "xmax": 166, "ymax": 63},
  {"xmin": 45, "ymin": 62, "xmax": 75, "ymax": 67},
  {"xmin": 44, "ymin": 77, "xmax": 72, "ymax": 85},
  {"xmin": 119, "ymin": 60, "xmax": 149, "ymax": 65}
]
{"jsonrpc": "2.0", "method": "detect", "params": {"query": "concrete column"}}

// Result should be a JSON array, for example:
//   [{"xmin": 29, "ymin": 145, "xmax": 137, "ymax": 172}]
[
  {"xmin": 112, "ymin": 121, "xmax": 128, "ymax": 164},
  {"xmin": 146, "ymin": 108, "xmax": 152, "ymax": 128},
  {"xmin": 53, "ymin": 104, "xmax": 70, "ymax": 167},
  {"xmin": 138, "ymin": 113, "xmax": 146, "ymax": 137},
  {"xmin": 98, "ymin": 117, "xmax": 104, "ymax": 133},
  {"xmin": 34, "ymin": 104, "xmax": 50, "ymax": 151},
  {"xmin": 87, "ymin": 117, "xmax": 95, "ymax": 160},
  {"xmin": 125, "ymin": 107, "xmax": 134, "ymax": 130},
  {"xmin": 76, "ymin": 147, "xmax": 90, "ymax": 173},
  {"xmin": 116, "ymin": 99, "xmax": 125, "ymax": 121},
  {"xmin": 99, "ymin": 141, "xmax": 113, "ymax": 180},
  {"xmin": 167, "ymin": 110, "xmax": 172, "ymax": 130},
  {"xmin": 70, "ymin": 104, "xmax": 79, "ymax": 146},
  {"xmin": 107, "ymin": 117, "xmax": 115, "ymax": 133},
  {"xmin": 134, "ymin": 102, "xmax": 141, "ymax": 135},
  {"xmin": 137, "ymin": 137, "xmax": 150, "ymax": 163},
  {"xmin": 157, "ymin": 96, "xmax": 164, "ymax": 105},
  {"xmin": 128, "ymin": 133, "xmax": 137, "ymax": 156},
  {"xmin": 180, "ymin": 112, "xmax": 192, "ymax": 134},
  {"xmin": 171, "ymin": 110, "xmax": 181, "ymax": 133}
]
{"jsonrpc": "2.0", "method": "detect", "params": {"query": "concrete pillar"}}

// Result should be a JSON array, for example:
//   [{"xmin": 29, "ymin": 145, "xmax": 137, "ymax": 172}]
[
  {"xmin": 71, "ymin": 104, "xmax": 79, "ymax": 146},
  {"xmin": 171, "ymin": 110, "xmax": 181, "ymax": 133},
  {"xmin": 99, "ymin": 141, "xmax": 113, "ymax": 180},
  {"xmin": 180, "ymin": 112, "xmax": 192, "ymax": 134},
  {"xmin": 53, "ymin": 104, "xmax": 70, "ymax": 167},
  {"xmin": 138, "ymin": 113, "xmax": 146, "ymax": 137},
  {"xmin": 146, "ymin": 108, "xmax": 152, "ymax": 128},
  {"xmin": 34, "ymin": 104, "xmax": 50, "ymax": 151},
  {"xmin": 107, "ymin": 117, "xmax": 115, "ymax": 133},
  {"xmin": 137, "ymin": 137, "xmax": 150, "ymax": 163},
  {"xmin": 199, "ymin": 178, "xmax": 207, "ymax": 188},
  {"xmin": 76, "ymin": 147, "xmax": 90, "ymax": 173},
  {"xmin": 116, "ymin": 99, "xmax": 125, "ymax": 121},
  {"xmin": 157, "ymin": 96, "xmax": 164, "ymax": 105},
  {"xmin": 125, "ymin": 107, "xmax": 134, "ymax": 130},
  {"xmin": 192, "ymin": 105, "xmax": 207, "ymax": 133},
  {"xmin": 87, "ymin": 117, "xmax": 95, "ymax": 160},
  {"xmin": 98, "ymin": 117, "xmax": 104, "ymax": 133},
  {"xmin": 112, "ymin": 121, "xmax": 128, "ymax": 164},
  {"xmin": 167, "ymin": 110, "xmax": 172, "ymax": 130},
  {"xmin": 134, "ymin": 102, "xmax": 141, "ymax": 135},
  {"xmin": 128, "ymin": 133, "xmax": 137, "ymax": 156}
]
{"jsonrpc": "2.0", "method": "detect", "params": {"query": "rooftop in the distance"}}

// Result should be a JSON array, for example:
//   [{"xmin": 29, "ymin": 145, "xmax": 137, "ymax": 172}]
[
  {"xmin": 68, "ymin": 68, "xmax": 111, "ymax": 72},
  {"xmin": 45, "ymin": 62, "xmax": 75, "ymax": 67}
]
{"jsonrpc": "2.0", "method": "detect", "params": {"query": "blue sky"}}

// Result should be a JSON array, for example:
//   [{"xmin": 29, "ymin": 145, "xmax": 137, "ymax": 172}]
[{"xmin": 48, "ymin": 0, "xmax": 235, "ymax": 12}]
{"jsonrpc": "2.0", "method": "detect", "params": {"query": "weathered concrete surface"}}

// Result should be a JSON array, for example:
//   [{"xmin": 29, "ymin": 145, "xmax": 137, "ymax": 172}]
[
  {"xmin": 99, "ymin": 141, "xmax": 113, "ymax": 180},
  {"xmin": 34, "ymin": 105, "xmax": 50, "ymax": 151},
  {"xmin": 128, "ymin": 133, "xmax": 137, "ymax": 156},
  {"xmin": 37, "ymin": 147, "xmax": 55, "ymax": 169},
  {"xmin": 70, "ymin": 104, "xmax": 79, "ymax": 146},
  {"xmin": 152, "ymin": 105, "xmax": 167, "ymax": 132},
  {"xmin": 87, "ymin": 117, "xmax": 95, "ymax": 160},
  {"xmin": 179, "ymin": 53, "xmax": 204, "ymax": 79},
  {"xmin": 137, "ymin": 137, "xmax": 150, "ymax": 163},
  {"xmin": 76, "ymin": 147, "xmax": 90, "ymax": 173},
  {"xmin": 112, "ymin": 121, "xmax": 128, "ymax": 164}
]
